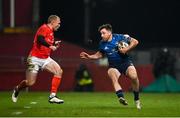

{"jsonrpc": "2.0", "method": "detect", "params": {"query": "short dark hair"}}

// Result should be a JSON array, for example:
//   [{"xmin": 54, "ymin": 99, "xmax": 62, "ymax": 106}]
[
  {"xmin": 47, "ymin": 15, "xmax": 60, "ymax": 23},
  {"xmin": 98, "ymin": 24, "xmax": 112, "ymax": 32}
]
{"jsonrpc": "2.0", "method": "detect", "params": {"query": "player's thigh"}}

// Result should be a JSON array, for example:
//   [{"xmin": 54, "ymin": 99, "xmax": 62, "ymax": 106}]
[
  {"xmin": 43, "ymin": 59, "xmax": 63, "ymax": 75},
  {"xmin": 26, "ymin": 56, "xmax": 40, "ymax": 85},
  {"xmin": 126, "ymin": 66, "xmax": 138, "ymax": 80},
  {"xmin": 107, "ymin": 68, "xmax": 121, "ymax": 80}
]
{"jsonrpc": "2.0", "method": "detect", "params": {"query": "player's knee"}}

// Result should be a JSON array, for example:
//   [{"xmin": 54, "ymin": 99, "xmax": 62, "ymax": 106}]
[
  {"xmin": 107, "ymin": 71, "xmax": 117, "ymax": 83},
  {"xmin": 59, "ymin": 68, "xmax": 63, "ymax": 75},
  {"xmin": 55, "ymin": 68, "xmax": 63, "ymax": 76},
  {"xmin": 26, "ymin": 80, "xmax": 36, "ymax": 86},
  {"xmin": 108, "ymin": 69, "xmax": 119, "ymax": 82},
  {"xmin": 107, "ymin": 68, "xmax": 114, "ymax": 76},
  {"xmin": 129, "ymin": 73, "xmax": 138, "ymax": 80}
]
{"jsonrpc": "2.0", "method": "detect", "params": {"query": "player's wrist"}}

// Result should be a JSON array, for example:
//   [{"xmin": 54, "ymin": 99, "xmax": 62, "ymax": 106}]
[{"xmin": 49, "ymin": 45, "xmax": 56, "ymax": 49}]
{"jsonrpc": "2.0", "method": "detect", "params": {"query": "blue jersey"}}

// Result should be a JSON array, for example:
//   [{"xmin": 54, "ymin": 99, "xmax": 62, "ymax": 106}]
[{"xmin": 99, "ymin": 34, "xmax": 132, "ymax": 67}]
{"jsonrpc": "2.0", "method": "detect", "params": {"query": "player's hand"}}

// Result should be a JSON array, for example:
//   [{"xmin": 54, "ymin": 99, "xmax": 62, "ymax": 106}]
[
  {"xmin": 49, "ymin": 45, "xmax": 57, "ymax": 51},
  {"xmin": 80, "ymin": 52, "xmax": 90, "ymax": 59},
  {"xmin": 54, "ymin": 40, "xmax": 61, "ymax": 48},
  {"xmin": 118, "ymin": 47, "xmax": 128, "ymax": 54}
]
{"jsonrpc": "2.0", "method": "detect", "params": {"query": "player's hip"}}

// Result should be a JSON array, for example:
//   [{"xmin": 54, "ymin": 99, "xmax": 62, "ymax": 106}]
[
  {"xmin": 26, "ymin": 56, "xmax": 53, "ymax": 73},
  {"xmin": 108, "ymin": 59, "xmax": 134, "ymax": 74},
  {"xmin": 29, "ymin": 48, "xmax": 51, "ymax": 59}
]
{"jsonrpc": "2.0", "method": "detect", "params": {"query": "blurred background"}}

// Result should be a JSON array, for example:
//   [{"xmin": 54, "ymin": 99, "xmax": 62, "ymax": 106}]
[{"xmin": 0, "ymin": 0, "xmax": 180, "ymax": 92}]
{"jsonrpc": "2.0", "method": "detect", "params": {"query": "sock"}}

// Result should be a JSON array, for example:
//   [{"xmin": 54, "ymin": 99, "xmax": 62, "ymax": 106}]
[
  {"xmin": 50, "ymin": 76, "xmax": 61, "ymax": 96},
  {"xmin": 133, "ymin": 91, "xmax": 139, "ymax": 101},
  {"xmin": 50, "ymin": 93, "xmax": 56, "ymax": 98},
  {"xmin": 17, "ymin": 80, "xmax": 28, "ymax": 91},
  {"xmin": 116, "ymin": 89, "xmax": 124, "ymax": 98}
]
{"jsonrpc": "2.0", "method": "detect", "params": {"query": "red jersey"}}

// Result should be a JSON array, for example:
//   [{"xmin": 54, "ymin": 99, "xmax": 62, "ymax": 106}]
[{"xmin": 30, "ymin": 24, "xmax": 54, "ymax": 58}]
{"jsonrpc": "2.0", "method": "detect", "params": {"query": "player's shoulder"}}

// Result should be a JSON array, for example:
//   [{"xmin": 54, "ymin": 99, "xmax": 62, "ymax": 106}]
[
  {"xmin": 39, "ymin": 24, "xmax": 48, "ymax": 29},
  {"xmin": 37, "ymin": 24, "xmax": 50, "ymax": 34},
  {"xmin": 113, "ymin": 33, "xmax": 124, "ymax": 41},
  {"xmin": 113, "ymin": 33, "xmax": 124, "ymax": 38}
]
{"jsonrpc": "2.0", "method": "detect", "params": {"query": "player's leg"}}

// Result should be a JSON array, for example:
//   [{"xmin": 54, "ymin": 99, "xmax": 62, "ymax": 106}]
[
  {"xmin": 43, "ymin": 58, "xmax": 64, "ymax": 104},
  {"xmin": 126, "ymin": 66, "xmax": 141, "ymax": 109},
  {"xmin": 12, "ymin": 70, "xmax": 38, "ymax": 102},
  {"xmin": 107, "ymin": 68, "xmax": 128, "ymax": 105},
  {"xmin": 12, "ymin": 57, "xmax": 39, "ymax": 103}
]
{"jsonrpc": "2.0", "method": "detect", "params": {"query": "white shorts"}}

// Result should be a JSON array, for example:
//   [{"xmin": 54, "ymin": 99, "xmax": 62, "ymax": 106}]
[{"xmin": 27, "ymin": 56, "xmax": 53, "ymax": 73}]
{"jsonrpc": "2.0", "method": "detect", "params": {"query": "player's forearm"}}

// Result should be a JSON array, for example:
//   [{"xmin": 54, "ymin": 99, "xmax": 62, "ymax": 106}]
[
  {"xmin": 127, "ymin": 38, "xmax": 139, "ymax": 51},
  {"xmin": 88, "ymin": 55, "xmax": 101, "ymax": 59},
  {"xmin": 37, "ymin": 35, "xmax": 51, "ymax": 47}
]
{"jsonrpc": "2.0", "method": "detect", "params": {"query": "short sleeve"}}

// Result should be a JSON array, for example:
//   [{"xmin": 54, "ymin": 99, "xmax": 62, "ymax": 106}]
[
  {"xmin": 116, "ymin": 34, "xmax": 131, "ymax": 44},
  {"xmin": 37, "ymin": 25, "xmax": 47, "ymax": 37},
  {"xmin": 122, "ymin": 34, "xmax": 131, "ymax": 43}
]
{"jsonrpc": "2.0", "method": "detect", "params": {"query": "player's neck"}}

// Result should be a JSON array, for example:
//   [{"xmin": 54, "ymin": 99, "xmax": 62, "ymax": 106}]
[
  {"xmin": 107, "ymin": 34, "xmax": 113, "ymax": 42},
  {"xmin": 47, "ymin": 24, "xmax": 53, "ymax": 30}
]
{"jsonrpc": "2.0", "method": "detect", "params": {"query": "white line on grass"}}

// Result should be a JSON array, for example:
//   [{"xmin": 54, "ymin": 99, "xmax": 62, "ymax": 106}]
[
  {"xmin": 12, "ymin": 111, "xmax": 23, "ymax": 115},
  {"xmin": 30, "ymin": 101, "xmax": 37, "ymax": 104},
  {"xmin": 24, "ymin": 106, "xmax": 31, "ymax": 109}
]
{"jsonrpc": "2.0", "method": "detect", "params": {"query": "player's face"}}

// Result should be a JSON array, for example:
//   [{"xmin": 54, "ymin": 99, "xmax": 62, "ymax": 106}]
[
  {"xmin": 100, "ymin": 28, "xmax": 112, "ymax": 41},
  {"xmin": 52, "ymin": 18, "xmax": 61, "ymax": 31}
]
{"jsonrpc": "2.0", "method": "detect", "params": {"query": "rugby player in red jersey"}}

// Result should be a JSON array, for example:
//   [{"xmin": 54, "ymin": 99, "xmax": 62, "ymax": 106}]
[{"xmin": 12, "ymin": 15, "xmax": 64, "ymax": 104}]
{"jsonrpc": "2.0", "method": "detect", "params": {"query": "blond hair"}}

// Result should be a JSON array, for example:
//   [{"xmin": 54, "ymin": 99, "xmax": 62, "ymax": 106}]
[{"xmin": 47, "ymin": 15, "xmax": 60, "ymax": 23}]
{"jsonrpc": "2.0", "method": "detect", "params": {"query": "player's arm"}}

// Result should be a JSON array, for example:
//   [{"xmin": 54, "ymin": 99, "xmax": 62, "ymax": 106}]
[
  {"xmin": 37, "ymin": 35, "xmax": 58, "ymax": 51},
  {"xmin": 53, "ymin": 40, "xmax": 61, "ymax": 47},
  {"xmin": 119, "ymin": 35, "xmax": 139, "ymax": 54},
  {"xmin": 127, "ymin": 37, "xmax": 139, "ymax": 51},
  {"xmin": 80, "ymin": 51, "xmax": 103, "ymax": 60},
  {"xmin": 37, "ymin": 35, "xmax": 50, "ymax": 47}
]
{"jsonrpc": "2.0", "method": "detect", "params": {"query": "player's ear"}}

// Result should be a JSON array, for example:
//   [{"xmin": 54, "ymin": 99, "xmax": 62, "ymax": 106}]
[{"xmin": 108, "ymin": 30, "xmax": 112, "ymax": 34}]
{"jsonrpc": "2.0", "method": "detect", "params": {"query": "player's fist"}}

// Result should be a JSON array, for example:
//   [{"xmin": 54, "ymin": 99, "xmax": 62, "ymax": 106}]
[
  {"xmin": 49, "ymin": 45, "xmax": 57, "ymax": 51},
  {"xmin": 54, "ymin": 40, "xmax": 61, "ymax": 47}
]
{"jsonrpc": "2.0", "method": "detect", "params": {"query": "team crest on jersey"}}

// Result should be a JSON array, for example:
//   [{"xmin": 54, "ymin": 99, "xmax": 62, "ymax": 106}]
[{"xmin": 104, "ymin": 46, "xmax": 109, "ymax": 50}]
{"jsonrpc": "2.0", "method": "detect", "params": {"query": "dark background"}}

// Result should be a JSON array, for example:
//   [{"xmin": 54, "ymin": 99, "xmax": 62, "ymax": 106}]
[
  {"xmin": 40, "ymin": 0, "xmax": 180, "ymax": 49},
  {"xmin": 1, "ymin": 0, "xmax": 180, "ymax": 92}
]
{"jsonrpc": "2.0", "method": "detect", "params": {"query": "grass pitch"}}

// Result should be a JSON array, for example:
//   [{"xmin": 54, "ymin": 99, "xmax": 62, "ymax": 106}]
[{"xmin": 0, "ymin": 92, "xmax": 180, "ymax": 117}]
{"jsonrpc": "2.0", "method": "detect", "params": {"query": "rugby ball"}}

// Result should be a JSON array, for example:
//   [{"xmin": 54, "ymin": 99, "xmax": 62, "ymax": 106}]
[{"xmin": 118, "ymin": 41, "xmax": 129, "ymax": 49}]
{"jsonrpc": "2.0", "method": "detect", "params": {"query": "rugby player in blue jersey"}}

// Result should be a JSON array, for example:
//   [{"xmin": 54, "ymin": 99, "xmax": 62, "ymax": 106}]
[{"xmin": 80, "ymin": 24, "xmax": 141, "ymax": 109}]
